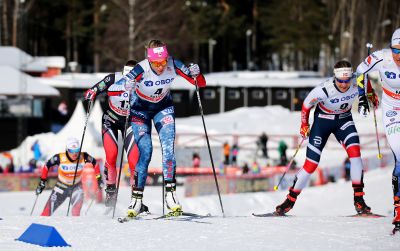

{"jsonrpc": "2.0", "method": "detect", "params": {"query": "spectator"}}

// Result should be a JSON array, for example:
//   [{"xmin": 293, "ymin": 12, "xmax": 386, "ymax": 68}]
[
  {"xmin": 242, "ymin": 162, "xmax": 249, "ymax": 174},
  {"xmin": 344, "ymin": 157, "xmax": 351, "ymax": 181},
  {"xmin": 192, "ymin": 153, "xmax": 200, "ymax": 168},
  {"xmin": 258, "ymin": 132, "xmax": 269, "ymax": 158},
  {"xmin": 223, "ymin": 142, "xmax": 230, "ymax": 165},
  {"xmin": 278, "ymin": 140, "xmax": 288, "ymax": 165},
  {"xmin": 251, "ymin": 161, "xmax": 261, "ymax": 174},
  {"xmin": 231, "ymin": 143, "xmax": 239, "ymax": 166}
]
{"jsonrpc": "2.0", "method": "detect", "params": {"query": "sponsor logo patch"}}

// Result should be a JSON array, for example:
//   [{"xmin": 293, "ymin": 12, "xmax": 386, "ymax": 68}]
[{"xmin": 386, "ymin": 110, "xmax": 397, "ymax": 117}]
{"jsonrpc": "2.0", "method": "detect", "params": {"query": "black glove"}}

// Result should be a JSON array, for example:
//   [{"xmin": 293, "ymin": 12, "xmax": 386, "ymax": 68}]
[
  {"xmin": 35, "ymin": 179, "xmax": 46, "ymax": 195},
  {"xmin": 358, "ymin": 95, "xmax": 370, "ymax": 117},
  {"xmin": 96, "ymin": 175, "xmax": 104, "ymax": 189}
]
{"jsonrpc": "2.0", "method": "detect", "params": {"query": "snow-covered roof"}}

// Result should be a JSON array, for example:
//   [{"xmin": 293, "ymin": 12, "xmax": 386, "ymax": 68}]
[
  {"xmin": 39, "ymin": 72, "xmax": 109, "ymax": 89},
  {"xmin": 39, "ymin": 70, "xmax": 326, "ymax": 90},
  {"xmin": 0, "ymin": 66, "xmax": 59, "ymax": 96},
  {"xmin": 0, "ymin": 46, "xmax": 47, "ymax": 72},
  {"xmin": 35, "ymin": 56, "xmax": 66, "ymax": 68}
]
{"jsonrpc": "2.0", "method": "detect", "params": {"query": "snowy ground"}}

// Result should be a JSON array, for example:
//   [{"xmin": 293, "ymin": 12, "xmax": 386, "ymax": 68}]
[{"xmin": 0, "ymin": 167, "xmax": 398, "ymax": 250}]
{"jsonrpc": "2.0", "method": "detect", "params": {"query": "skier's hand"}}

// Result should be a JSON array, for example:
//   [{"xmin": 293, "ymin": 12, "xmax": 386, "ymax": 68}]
[
  {"xmin": 358, "ymin": 95, "xmax": 370, "ymax": 117},
  {"xmin": 367, "ymin": 91, "xmax": 379, "ymax": 109},
  {"xmin": 188, "ymin": 63, "xmax": 200, "ymax": 77},
  {"xmin": 300, "ymin": 123, "xmax": 310, "ymax": 139},
  {"xmin": 83, "ymin": 88, "xmax": 96, "ymax": 112},
  {"xmin": 96, "ymin": 175, "xmax": 104, "ymax": 189},
  {"xmin": 35, "ymin": 179, "xmax": 46, "ymax": 195}
]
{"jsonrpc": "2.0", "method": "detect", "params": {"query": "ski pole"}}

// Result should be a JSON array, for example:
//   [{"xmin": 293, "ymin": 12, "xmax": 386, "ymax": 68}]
[
  {"xmin": 366, "ymin": 43, "xmax": 382, "ymax": 159},
  {"xmin": 112, "ymin": 84, "xmax": 134, "ymax": 219},
  {"xmin": 67, "ymin": 100, "xmax": 93, "ymax": 216},
  {"xmin": 30, "ymin": 194, "xmax": 39, "ymax": 216},
  {"xmin": 194, "ymin": 79, "xmax": 225, "ymax": 217},
  {"xmin": 161, "ymin": 173, "xmax": 165, "ymax": 215},
  {"xmin": 274, "ymin": 138, "xmax": 305, "ymax": 191},
  {"xmin": 85, "ymin": 197, "xmax": 95, "ymax": 216}
]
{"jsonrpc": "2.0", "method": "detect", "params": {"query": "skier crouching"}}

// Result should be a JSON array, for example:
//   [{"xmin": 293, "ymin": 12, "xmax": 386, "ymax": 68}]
[
  {"xmin": 35, "ymin": 138, "xmax": 103, "ymax": 216},
  {"xmin": 275, "ymin": 60, "xmax": 375, "ymax": 216}
]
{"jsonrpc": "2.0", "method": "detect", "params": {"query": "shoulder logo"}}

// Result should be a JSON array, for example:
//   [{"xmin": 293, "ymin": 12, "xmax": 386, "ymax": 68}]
[{"xmin": 385, "ymin": 71, "xmax": 396, "ymax": 79}]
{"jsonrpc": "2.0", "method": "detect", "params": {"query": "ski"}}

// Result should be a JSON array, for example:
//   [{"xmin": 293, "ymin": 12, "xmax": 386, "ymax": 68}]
[
  {"xmin": 345, "ymin": 213, "xmax": 385, "ymax": 218},
  {"xmin": 154, "ymin": 211, "xmax": 211, "ymax": 220},
  {"xmin": 252, "ymin": 212, "xmax": 288, "ymax": 217}
]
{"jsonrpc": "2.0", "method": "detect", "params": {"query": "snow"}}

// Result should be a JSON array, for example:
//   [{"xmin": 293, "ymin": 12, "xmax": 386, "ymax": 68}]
[{"xmin": 0, "ymin": 167, "xmax": 398, "ymax": 250}]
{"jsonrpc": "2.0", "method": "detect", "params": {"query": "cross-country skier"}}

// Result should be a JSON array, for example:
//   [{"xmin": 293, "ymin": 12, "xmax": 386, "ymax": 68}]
[
  {"xmin": 274, "ymin": 60, "xmax": 373, "ymax": 216},
  {"xmin": 114, "ymin": 39, "xmax": 206, "ymax": 217},
  {"xmin": 35, "ymin": 138, "xmax": 103, "ymax": 216},
  {"xmin": 84, "ymin": 61, "xmax": 148, "ymax": 213},
  {"xmin": 356, "ymin": 28, "xmax": 400, "ymax": 234}
]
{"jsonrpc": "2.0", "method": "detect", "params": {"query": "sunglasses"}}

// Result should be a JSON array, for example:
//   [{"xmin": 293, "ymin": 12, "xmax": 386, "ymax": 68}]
[
  {"xmin": 335, "ymin": 77, "xmax": 352, "ymax": 84},
  {"xmin": 390, "ymin": 47, "xmax": 400, "ymax": 55},
  {"xmin": 67, "ymin": 148, "xmax": 80, "ymax": 154},
  {"xmin": 150, "ymin": 60, "xmax": 168, "ymax": 68}
]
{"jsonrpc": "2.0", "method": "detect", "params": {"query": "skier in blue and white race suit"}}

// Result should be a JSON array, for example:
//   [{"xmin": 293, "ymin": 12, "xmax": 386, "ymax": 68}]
[
  {"xmin": 274, "ymin": 60, "xmax": 373, "ymax": 216},
  {"xmin": 356, "ymin": 28, "xmax": 400, "ymax": 232},
  {"xmin": 114, "ymin": 39, "xmax": 206, "ymax": 217}
]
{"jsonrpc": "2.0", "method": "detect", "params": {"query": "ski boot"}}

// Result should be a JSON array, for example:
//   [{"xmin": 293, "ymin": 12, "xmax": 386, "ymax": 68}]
[
  {"xmin": 165, "ymin": 182, "xmax": 182, "ymax": 217},
  {"xmin": 275, "ymin": 188, "xmax": 300, "ymax": 216},
  {"xmin": 127, "ymin": 189, "xmax": 144, "ymax": 218},
  {"xmin": 392, "ymin": 200, "xmax": 400, "ymax": 235},
  {"xmin": 105, "ymin": 184, "xmax": 117, "ymax": 207},
  {"xmin": 353, "ymin": 184, "xmax": 371, "ymax": 214}
]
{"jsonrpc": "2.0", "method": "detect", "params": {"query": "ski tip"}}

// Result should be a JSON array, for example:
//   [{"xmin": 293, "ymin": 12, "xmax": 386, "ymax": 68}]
[
  {"xmin": 345, "ymin": 213, "xmax": 386, "ymax": 218},
  {"xmin": 273, "ymin": 186, "xmax": 278, "ymax": 191},
  {"xmin": 252, "ymin": 212, "xmax": 287, "ymax": 217}
]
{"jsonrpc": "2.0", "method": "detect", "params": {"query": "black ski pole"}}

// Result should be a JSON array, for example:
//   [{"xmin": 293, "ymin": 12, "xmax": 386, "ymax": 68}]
[
  {"xmin": 85, "ymin": 197, "xmax": 95, "ymax": 216},
  {"xmin": 66, "ymin": 100, "xmax": 93, "ymax": 216},
  {"xmin": 162, "ymin": 172, "xmax": 165, "ymax": 216},
  {"xmin": 273, "ymin": 138, "xmax": 305, "ymax": 191},
  {"xmin": 112, "ymin": 87, "xmax": 134, "ymax": 219},
  {"xmin": 194, "ymin": 80, "xmax": 225, "ymax": 217},
  {"xmin": 365, "ymin": 43, "xmax": 382, "ymax": 159},
  {"xmin": 30, "ymin": 194, "xmax": 39, "ymax": 216}
]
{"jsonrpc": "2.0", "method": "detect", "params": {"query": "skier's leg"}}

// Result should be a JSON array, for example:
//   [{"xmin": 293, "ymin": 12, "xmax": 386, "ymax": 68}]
[
  {"xmin": 276, "ymin": 116, "xmax": 330, "ymax": 214},
  {"xmin": 102, "ymin": 114, "xmax": 119, "ymax": 185},
  {"xmin": 127, "ymin": 110, "xmax": 152, "ymax": 217},
  {"xmin": 40, "ymin": 183, "xmax": 68, "ymax": 216},
  {"xmin": 71, "ymin": 185, "xmax": 84, "ymax": 216},
  {"xmin": 154, "ymin": 106, "xmax": 181, "ymax": 212},
  {"xmin": 381, "ymin": 103, "xmax": 400, "ymax": 226},
  {"xmin": 333, "ymin": 118, "xmax": 371, "ymax": 214},
  {"xmin": 124, "ymin": 126, "xmax": 139, "ymax": 186}
]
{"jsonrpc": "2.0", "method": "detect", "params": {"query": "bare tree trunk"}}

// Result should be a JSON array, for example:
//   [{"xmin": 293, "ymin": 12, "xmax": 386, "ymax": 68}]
[
  {"xmin": 347, "ymin": 0, "xmax": 357, "ymax": 60},
  {"xmin": 372, "ymin": 0, "xmax": 386, "ymax": 46},
  {"xmin": 12, "ymin": 0, "xmax": 19, "ymax": 47},
  {"xmin": 1, "ymin": 0, "xmax": 7, "ymax": 45},
  {"xmin": 128, "ymin": 0, "xmax": 135, "ymax": 59},
  {"xmin": 72, "ymin": 0, "xmax": 78, "ymax": 66},
  {"xmin": 93, "ymin": 0, "xmax": 100, "ymax": 72},
  {"xmin": 66, "ymin": 8, "xmax": 71, "ymax": 64}
]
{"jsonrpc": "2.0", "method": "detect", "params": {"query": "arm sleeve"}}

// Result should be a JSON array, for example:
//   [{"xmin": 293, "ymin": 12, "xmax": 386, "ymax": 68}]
[
  {"xmin": 124, "ymin": 64, "xmax": 145, "ymax": 82},
  {"xmin": 83, "ymin": 153, "xmax": 100, "ymax": 176},
  {"xmin": 356, "ymin": 50, "xmax": 384, "ymax": 96},
  {"xmin": 173, "ymin": 58, "xmax": 206, "ymax": 86},
  {"xmin": 301, "ymin": 86, "xmax": 328, "ymax": 125},
  {"xmin": 40, "ymin": 154, "xmax": 60, "ymax": 180},
  {"xmin": 86, "ymin": 74, "xmax": 116, "ymax": 95}
]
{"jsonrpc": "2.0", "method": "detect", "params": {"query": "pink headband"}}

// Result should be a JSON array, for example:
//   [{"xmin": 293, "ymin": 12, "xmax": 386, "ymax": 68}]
[{"xmin": 147, "ymin": 46, "xmax": 168, "ymax": 61}]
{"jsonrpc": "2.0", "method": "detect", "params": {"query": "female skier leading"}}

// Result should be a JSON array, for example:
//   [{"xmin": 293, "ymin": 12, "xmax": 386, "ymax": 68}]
[{"xmin": 115, "ymin": 39, "xmax": 206, "ymax": 217}]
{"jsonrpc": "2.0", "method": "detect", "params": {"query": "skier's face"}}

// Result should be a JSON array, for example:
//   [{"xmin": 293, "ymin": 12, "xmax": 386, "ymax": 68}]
[
  {"xmin": 150, "ymin": 59, "xmax": 168, "ymax": 75},
  {"xmin": 391, "ymin": 45, "xmax": 400, "ymax": 67},
  {"xmin": 67, "ymin": 148, "xmax": 80, "ymax": 161},
  {"xmin": 334, "ymin": 77, "xmax": 352, "ymax": 92}
]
